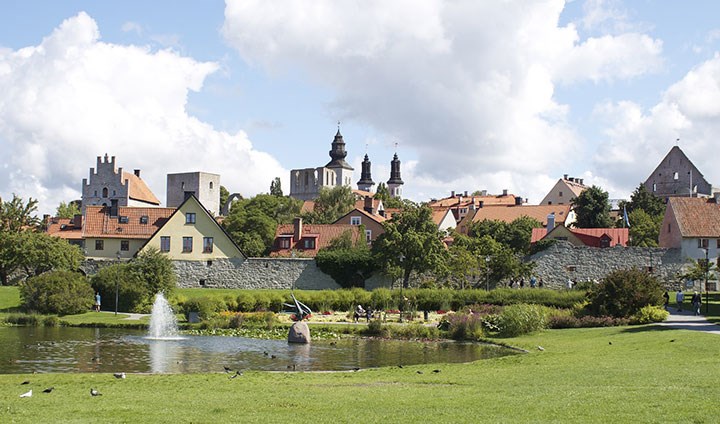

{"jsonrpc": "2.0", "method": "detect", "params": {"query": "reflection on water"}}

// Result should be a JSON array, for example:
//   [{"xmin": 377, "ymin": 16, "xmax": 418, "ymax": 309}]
[{"xmin": 0, "ymin": 327, "xmax": 517, "ymax": 374}]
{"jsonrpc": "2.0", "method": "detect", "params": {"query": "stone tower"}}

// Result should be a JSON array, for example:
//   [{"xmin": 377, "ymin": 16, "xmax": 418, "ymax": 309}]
[
  {"xmin": 325, "ymin": 128, "xmax": 354, "ymax": 187},
  {"xmin": 387, "ymin": 153, "xmax": 404, "ymax": 198},
  {"xmin": 166, "ymin": 172, "xmax": 221, "ymax": 216},
  {"xmin": 356, "ymin": 154, "xmax": 375, "ymax": 192},
  {"xmin": 81, "ymin": 154, "xmax": 160, "ymax": 214}
]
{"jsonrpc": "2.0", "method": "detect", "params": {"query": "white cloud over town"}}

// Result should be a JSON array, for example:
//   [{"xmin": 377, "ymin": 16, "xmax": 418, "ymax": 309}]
[
  {"xmin": 0, "ymin": 12, "xmax": 286, "ymax": 214},
  {"xmin": 222, "ymin": 0, "xmax": 665, "ymax": 202}
]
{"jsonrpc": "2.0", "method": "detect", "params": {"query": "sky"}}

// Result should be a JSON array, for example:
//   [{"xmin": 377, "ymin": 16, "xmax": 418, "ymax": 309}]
[{"xmin": 2, "ymin": 0, "xmax": 720, "ymax": 215}]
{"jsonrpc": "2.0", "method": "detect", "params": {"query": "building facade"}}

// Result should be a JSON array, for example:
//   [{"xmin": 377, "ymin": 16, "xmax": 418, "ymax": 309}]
[
  {"xmin": 81, "ymin": 154, "xmax": 160, "ymax": 213},
  {"xmin": 167, "ymin": 172, "xmax": 221, "ymax": 216}
]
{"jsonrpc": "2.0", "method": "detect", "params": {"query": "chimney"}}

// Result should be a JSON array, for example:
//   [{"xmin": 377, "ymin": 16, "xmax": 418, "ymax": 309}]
[
  {"xmin": 134, "ymin": 169, "xmax": 141, "ymax": 177},
  {"xmin": 451, "ymin": 190, "xmax": 455, "ymax": 197},
  {"xmin": 293, "ymin": 217, "xmax": 303, "ymax": 241},
  {"xmin": 479, "ymin": 201, "xmax": 484, "ymax": 208},
  {"xmin": 481, "ymin": 190, "xmax": 487, "ymax": 196},
  {"xmin": 502, "ymin": 189, "xmax": 508, "ymax": 196},
  {"xmin": 464, "ymin": 191, "xmax": 468, "ymax": 197},
  {"xmin": 73, "ymin": 214, "xmax": 83, "ymax": 228},
  {"xmin": 364, "ymin": 196, "xmax": 374, "ymax": 214},
  {"xmin": 546, "ymin": 213, "xmax": 555, "ymax": 234},
  {"xmin": 563, "ymin": 174, "xmax": 568, "ymax": 180},
  {"xmin": 515, "ymin": 196, "xmax": 523, "ymax": 206},
  {"xmin": 579, "ymin": 178, "xmax": 584, "ymax": 185}
]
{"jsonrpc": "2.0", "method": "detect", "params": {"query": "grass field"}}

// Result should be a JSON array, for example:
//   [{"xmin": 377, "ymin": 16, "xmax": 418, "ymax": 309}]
[{"xmin": 0, "ymin": 324, "xmax": 717, "ymax": 423}]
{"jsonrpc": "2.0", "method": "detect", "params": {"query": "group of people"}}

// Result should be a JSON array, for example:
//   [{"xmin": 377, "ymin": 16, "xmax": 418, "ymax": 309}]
[
  {"xmin": 508, "ymin": 276, "xmax": 543, "ymax": 289},
  {"xmin": 665, "ymin": 289, "xmax": 702, "ymax": 316},
  {"xmin": 354, "ymin": 305, "xmax": 373, "ymax": 322}
]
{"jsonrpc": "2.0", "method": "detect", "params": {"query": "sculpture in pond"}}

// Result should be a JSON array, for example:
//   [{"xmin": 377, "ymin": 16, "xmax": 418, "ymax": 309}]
[{"xmin": 285, "ymin": 293, "xmax": 312, "ymax": 344}]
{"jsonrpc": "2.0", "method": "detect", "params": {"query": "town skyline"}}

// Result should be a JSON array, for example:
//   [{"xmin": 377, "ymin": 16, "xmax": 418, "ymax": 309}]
[{"xmin": 2, "ymin": 1, "xmax": 720, "ymax": 215}]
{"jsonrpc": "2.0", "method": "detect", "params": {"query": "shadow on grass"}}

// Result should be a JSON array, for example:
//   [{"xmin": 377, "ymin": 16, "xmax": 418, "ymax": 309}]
[{"xmin": 619, "ymin": 324, "xmax": 675, "ymax": 334}]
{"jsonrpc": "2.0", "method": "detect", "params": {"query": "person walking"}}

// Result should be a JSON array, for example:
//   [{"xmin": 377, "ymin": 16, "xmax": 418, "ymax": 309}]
[
  {"xmin": 675, "ymin": 289, "xmax": 684, "ymax": 312},
  {"xmin": 691, "ymin": 291, "xmax": 701, "ymax": 316},
  {"xmin": 94, "ymin": 292, "xmax": 101, "ymax": 312},
  {"xmin": 663, "ymin": 291, "xmax": 670, "ymax": 310}
]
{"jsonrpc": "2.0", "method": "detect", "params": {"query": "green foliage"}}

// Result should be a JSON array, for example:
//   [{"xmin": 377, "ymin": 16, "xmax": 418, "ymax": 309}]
[
  {"xmin": 55, "ymin": 201, "xmax": 80, "ymax": 219},
  {"xmin": 219, "ymin": 185, "xmax": 230, "ymax": 211},
  {"xmin": 222, "ymin": 194, "xmax": 302, "ymax": 256},
  {"xmin": 628, "ymin": 209, "xmax": 663, "ymax": 247},
  {"xmin": 494, "ymin": 303, "xmax": 551, "ymax": 337},
  {"xmin": 316, "ymin": 240, "xmax": 375, "ymax": 288},
  {"xmin": 181, "ymin": 296, "xmax": 227, "ymax": 320},
  {"xmin": 571, "ymin": 185, "xmax": 612, "ymax": 228},
  {"xmin": 374, "ymin": 183, "xmax": 390, "ymax": 202},
  {"xmin": 468, "ymin": 216, "xmax": 542, "ymax": 254},
  {"xmin": 132, "ymin": 248, "xmax": 176, "ymax": 299},
  {"xmin": 0, "ymin": 194, "xmax": 41, "ymax": 232},
  {"xmin": 441, "ymin": 312, "xmax": 485, "ymax": 341},
  {"xmin": 630, "ymin": 305, "xmax": 669, "ymax": 324},
  {"xmin": 270, "ymin": 177, "xmax": 283, "ymax": 197},
  {"xmin": 372, "ymin": 204, "xmax": 449, "ymax": 288},
  {"xmin": 0, "ymin": 229, "xmax": 83, "ymax": 286},
  {"xmin": 623, "ymin": 183, "xmax": 666, "ymax": 218},
  {"xmin": 588, "ymin": 268, "xmax": 664, "ymax": 318},
  {"xmin": 19, "ymin": 270, "xmax": 93, "ymax": 315},
  {"xmin": 301, "ymin": 185, "xmax": 356, "ymax": 224}
]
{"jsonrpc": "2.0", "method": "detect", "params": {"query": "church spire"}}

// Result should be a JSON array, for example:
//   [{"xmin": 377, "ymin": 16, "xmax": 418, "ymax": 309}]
[
  {"xmin": 357, "ymin": 153, "xmax": 375, "ymax": 191},
  {"xmin": 325, "ymin": 123, "xmax": 353, "ymax": 170},
  {"xmin": 387, "ymin": 150, "xmax": 404, "ymax": 198}
]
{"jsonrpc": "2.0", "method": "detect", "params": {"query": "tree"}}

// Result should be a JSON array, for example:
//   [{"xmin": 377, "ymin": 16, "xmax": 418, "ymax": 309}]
[
  {"xmin": 303, "ymin": 186, "xmax": 356, "ymax": 224},
  {"xmin": 20, "ymin": 270, "xmax": 93, "ymax": 315},
  {"xmin": 468, "ymin": 216, "xmax": 542, "ymax": 254},
  {"xmin": 571, "ymin": 185, "xmax": 612, "ymax": 228},
  {"xmin": 131, "ymin": 247, "xmax": 176, "ymax": 300},
  {"xmin": 316, "ymin": 229, "xmax": 374, "ymax": 288},
  {"xmin": 374, "ymin": 183, "xmax": 390, "ymax": 202},
  {"xmin": 627, "ymin": 209, "xmax": 662, "ymax": 247},
  {"xmin": 372, "ymin": 204, "xmax": 448, "ymax": 288},
  {"xmin": 624, "ymin": 183, "xmax": 666, "ymax": 217},
  {"xmin": 0, "ymin": 194, "xmax": 41, "ymax": 232},
  {"xmin": 270, "ymin": 177, "xmax": 283, "ymax": 197},
  {"xmin": 0, "ymin": 231, "xmax": 82, "ymax": 286},
  {"xmin": 588, "ymin": 268, "xmax": 663, "ymax": 318},
  {"xmin": 56, "ymin": 201, "xmax": 81, "ymax": 219},
  {"xmin": 219, "ymin": 185, "xmax": 230, "ymax": 211}
]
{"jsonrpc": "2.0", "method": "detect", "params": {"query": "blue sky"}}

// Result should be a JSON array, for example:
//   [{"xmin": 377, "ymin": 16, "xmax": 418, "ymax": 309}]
[{"xmin": 2, "ymin": 0, "xmax": 720, "ymax": 214}]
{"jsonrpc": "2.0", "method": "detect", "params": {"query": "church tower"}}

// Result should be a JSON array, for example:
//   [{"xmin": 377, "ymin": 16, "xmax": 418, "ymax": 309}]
[
  {"xmin": 387, "ymin": 153, "xmax": 404, "ymax": 198},
  {"xmin": 325, "ymin": 127, "xmax": 354, "ymax": 187},
  {"xmin": 357, "ymin": 154, "xmax": 375, "ymax": 192}
]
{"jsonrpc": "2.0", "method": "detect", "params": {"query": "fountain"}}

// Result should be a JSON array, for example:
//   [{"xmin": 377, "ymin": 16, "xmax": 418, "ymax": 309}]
[{"xmin": 147, "ymin": 292, "xmax": 183, "ymax": 340}]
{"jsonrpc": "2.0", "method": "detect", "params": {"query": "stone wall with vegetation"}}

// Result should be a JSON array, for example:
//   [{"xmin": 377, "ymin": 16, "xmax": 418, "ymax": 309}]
[{"xmin": 527, "ymin": 241, "xmax": 687, "ymax": 289}]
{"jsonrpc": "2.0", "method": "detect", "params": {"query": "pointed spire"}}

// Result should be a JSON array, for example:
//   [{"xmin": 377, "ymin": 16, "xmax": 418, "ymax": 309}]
[
  {"xmin": 326, "ymin": 125, "xmax": 353, "ymax": 170},
  {"xmin": 387, "ymin": 152, "xmax": 404, "ymax": 185},
  {"xmin": 357, "ymin": 153, "xmax": 375, "ymax": 190}
]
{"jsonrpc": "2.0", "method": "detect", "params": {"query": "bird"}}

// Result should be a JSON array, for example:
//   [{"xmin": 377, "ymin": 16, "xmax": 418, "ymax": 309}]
[
  {"xmin": 19, "ymin": 390, "xmax": 32, "ymax": 398},
  {"xmin": 670, "ymin": 339, "xmax": 676, "ymax": 343},
  {"xmin": 20, "ymin": 380, "xmax": 30, "ymax": 385},
  {"xmin": 416, "ymin": 370, "xmax": 424, "ymax": 374},
  {"xmin": 432, "ymin": 369, "xmax": 441, "ymax": 373},
  {"xmin": 90, "ymin": 388, "xmax": 102, "ymax": 396},
  {"xmin": 113, "ymin": 372, "xmax": 126, "ymax": 379},
  {"xmin": 229, "ymin": 370, "xmax": 243, "ymax": 379},
  {"xmin": 537, "ymin": 346, "xmax": 545, "ymax": 351},
  {"xmin": 42, "ymin": 387, "xmax": 54, "ymax": 393},
  {"xmin": 398, "ymin": 365, "xmax": 404, "ymax": 369},
  {"xmin": 223, "ymin": 366, "xmax": 232, "ymax": 373},
  {"xmin": 263, "ymin": 351, "xmax": 269, "ymax": 356},
  {"xmin": 270, "ymin": 355, "xmax": 277, "ymax": 360},
  {"xmin": 608, "ymin": 341, "xmax": 612, "ymax": 345},
  {"xmin": 352, "ymin": 367, "xmax": 360, "ymax": 372}
]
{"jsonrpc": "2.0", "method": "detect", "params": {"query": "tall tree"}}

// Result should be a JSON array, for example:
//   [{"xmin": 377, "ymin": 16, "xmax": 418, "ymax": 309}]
[
  {"xmin": 56, "ymin": 201, "xmax": 81, "ymax": 219},
  {"xmin": 304, "ymin": 186, "xmax": 356, "ymax": 224},
  {"xmin": 219, "ymin": 185, "xmax": 230, "ymax": 211},
  {"xmin": 571, "ymin": 185, "xmax": 612, "ymax": 228},
  {"xmin": 625, "ymin": 183, "xmax": 666, "ymax": 217},
  {"xmin": 269, "ymin": 177, "xmax": 283, "ymax": 197},
  {"xmin": 0, "ymin": 231, "xmax": 83, "ymax": 285},
  {"xmin": 468, "ymin": 216, "xmax": 542, "ymax": 254},
  {"xmin": 0, "ymin": 194, "xmax": 41, "ymax": 232},
  {"xmin": 627, "ymin": 209, "xmax": 662, "ymax": 247},
  {"xmin": 372, "ymin": 204, "xmax": 448, "ymax": 288}
]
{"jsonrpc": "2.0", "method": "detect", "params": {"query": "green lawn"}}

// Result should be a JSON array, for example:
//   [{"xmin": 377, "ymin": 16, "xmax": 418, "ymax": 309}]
[
  {"xmin": 0, "ymin": 286, "xmax": 20, "ymax": 312},
  {"xmin": 0, "ymin": 324, "xmax": 717, "ymax": 423}
]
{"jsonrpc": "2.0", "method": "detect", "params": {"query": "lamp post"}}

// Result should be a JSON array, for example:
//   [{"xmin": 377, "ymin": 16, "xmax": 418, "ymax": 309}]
[
  {"xmin": 701, "ymin": 247, "xmax": 710, "ymax": 314},
  {"xmin": 115, "ymin": 251, "xmax": 120, "ymax": 316},
  {"xmin": 398, "ymin": 254, "xmax": 405, "ymax": 323},
  {"xmin": 485, "ymin": 256, "xmax": 491, "ymax": 291}
]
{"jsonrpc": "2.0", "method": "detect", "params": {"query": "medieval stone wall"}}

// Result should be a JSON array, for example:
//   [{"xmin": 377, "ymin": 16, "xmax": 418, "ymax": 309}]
[{"xmin": 527, "ymin": 241, "xmax": 687, "ymax": 289}]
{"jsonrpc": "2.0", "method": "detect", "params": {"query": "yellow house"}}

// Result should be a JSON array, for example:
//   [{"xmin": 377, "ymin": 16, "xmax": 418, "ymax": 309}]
[{"xmin": 139, "ymin": 194, "xmax": 245, "ymax": 261}]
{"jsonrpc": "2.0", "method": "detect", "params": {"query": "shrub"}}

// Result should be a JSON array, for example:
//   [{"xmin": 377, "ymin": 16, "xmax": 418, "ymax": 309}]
[
  {"xmin": 43, "ymin": 315, "xmax": 60, "ymax": 327},
  {"xmin": 181, "ymin": 296, "xmax": 227, "ymax": 320},
  {"xmin": 236, "ymin": 292, "xmax": 256, "ymax": 312},
  {"xmin": 630, "ymin": 305, "xmax": 669, "ymax": 325},
  {"xmin": 20, "ymin": 270, "xmax": 93, "ymax": 315},
  {"xmin": 547, "ymin": 314, "xmax": 630, "ymax": 329},
  {"xmin": 4, "ymin": 313, "xmax": 43, "ymax": 326},
  {"xmin": 440, "ymin": 312, "xmax": 485, "ymax": 341},
  {"xmin": 495, "ymin": 304, "xmax": 551, "ymax": 337},
  {"xmin": 588, "ymin": 268, "xmax": 663, "ymax": 318}
]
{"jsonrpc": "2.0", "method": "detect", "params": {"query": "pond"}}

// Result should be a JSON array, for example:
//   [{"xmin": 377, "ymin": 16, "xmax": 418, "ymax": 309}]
[{"xmin": 0, "ymin": 327, "xmax": 518, "ymax": 374}]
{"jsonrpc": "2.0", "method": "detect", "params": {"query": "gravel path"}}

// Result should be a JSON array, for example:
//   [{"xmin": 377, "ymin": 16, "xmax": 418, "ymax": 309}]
[{"xmin": 661, "ymin": 308, "xmax": 720, "ymax": 335}]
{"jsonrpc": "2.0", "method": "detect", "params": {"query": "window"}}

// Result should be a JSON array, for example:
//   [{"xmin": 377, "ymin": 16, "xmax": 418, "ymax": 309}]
[
  {"xmin": 303, "ymin": 238, "xmax": 316, "ymax": 249},
  {"xmin": 279, "ymin": 238, "xmax": 290, "ymax": 249},
  {"xmin": 365, "ymin": 230, "xmax": 372, "ymax": 242},
  {"xmin": 209, "ymin": 182, "xmax": 214, "ymax": 190},
  {"xmin": 160, "ymin": 236, "xmax": 170, "ymax": 252},
  {"xmin": 140, "ymin": 216, "xmax": 148, "ymax": 224},
  {"xmin": 185, "ymin": 213, "xmax": 196, "ymax": 224},
  {"xmin": 203, "ymin": 237, "xmax": 213, "ymax": 253},
  {"xmin": 207, "ymin": 260, "xmax": 213, "ymax": 267},
  {"xmin": 95, "ymin": 240, "xmax": 104, "ymax": 250},
  {"xmin": 118, "ymin": 216, "xmax": 129, "ymax": 224},
  {"xmin": 716, "ymin": 239, "xmax": 720, "ymax": 249},
  {"xmin": 673, "ymin": 172, "xmax": 679, "ymax": 180},
  {"xmin": 120, "ymin": 240, "xmax": 129, "ymax": 251},
  {"xmin": 102, "ymin": 187, "xmax": 108, "ymax": 198},
  {"xmin": 653, "ymin": 183, "xmax": 657, "ymax": 192},
  {"xmin": 698, "ymin": 239, "xmax": 709, "ymax": 249},
  {"xmin": 350, "ymin": 216, "xmax": 361, "ymax": 225},
  {"xmin": 183, "ymin": 237, "xmax": 193, "ymax": 253},
  {"xmin": 559, "ymin": 191, "xmax": 563, "ymax": 197}
]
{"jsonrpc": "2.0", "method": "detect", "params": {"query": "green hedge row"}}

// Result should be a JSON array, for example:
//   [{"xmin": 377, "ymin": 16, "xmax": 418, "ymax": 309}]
[{"xmin": 173, "ymin": 288, "xmax": 587, "ymax": 314}]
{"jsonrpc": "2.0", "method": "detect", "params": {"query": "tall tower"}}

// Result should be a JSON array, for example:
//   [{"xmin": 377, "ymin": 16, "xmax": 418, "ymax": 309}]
[
  {"xmin": 357, "ymin": 154, "xmax": 375, "ymax": 192},
  {"xmin": 387, "ymin": 153, "xmax": 404, "ymax": 198},
  {"xmin": 325, "ymin": 126, "xmax": 354, "ymax": 187}
]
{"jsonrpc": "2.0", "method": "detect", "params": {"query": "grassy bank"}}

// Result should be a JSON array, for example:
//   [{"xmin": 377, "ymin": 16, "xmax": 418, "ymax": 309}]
[{"xmin": 0, "ymin": 324, "xmax": 717, "ymax": 423}]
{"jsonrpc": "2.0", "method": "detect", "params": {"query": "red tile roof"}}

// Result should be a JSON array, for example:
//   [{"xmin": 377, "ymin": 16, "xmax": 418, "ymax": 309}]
[
  {"xmin": 83, "ymin": 206, "xmax": 175, "ymax": 239},
  {"xmin": 531, "ymin": 227, "xmax": 629, "ymax": 246},
  {"xmin": 667, "ymin": 197, "xmax": 720, "ymax": 237},
  {"xmin": 45, "ymin": 218, "xmax": 83, "ymax": 240},
  {"xmin": 431, "ymin": 207, "xmax": 452, "ymax": 225},
  {"xmin": 467, "ymin": 204, "xmax": 571, "ymax": 227},
  {"xmin": 122, "ymin": 171, "xmax": 161, "ymax": 205},
  {"xmin": 337, "ymin": 207, "xmax": 386, "ymax": 224},
  {"xmin": 271, "ymin": 222, "xmax": 361, "ymax": 257},
  {"xmin": 429, "ymin": 193, "xmax": 517, "ymax": 208}
]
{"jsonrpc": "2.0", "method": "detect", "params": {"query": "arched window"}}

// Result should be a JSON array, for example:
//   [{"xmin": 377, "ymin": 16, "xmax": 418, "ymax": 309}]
[
  {"xmin": 102, "ymin": 187, "xmax": 108, "ymax": 198},
  {"xmin": 673, "ymin": 172, "xmax": 679, "ymax": 180},
  {"xmin": 209, "ymin": 181, "xmax": 214, "ymax": 190}
]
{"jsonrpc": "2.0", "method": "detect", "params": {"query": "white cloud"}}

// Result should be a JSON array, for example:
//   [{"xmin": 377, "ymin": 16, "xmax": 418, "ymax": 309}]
[
  {"xmin": 593, "ymin": 54, "xmax": 720, "ymax": 192},
  {"xmin": 121, "ymin": 21, "xmax": 143, "ymax": 35},
  {"xmin": 0, "ymin": 12, "xmax": 286, "ymax": 214},
  {"xmin": 222, "ymin": 0, "xmax": 662, "ymax": 203}
]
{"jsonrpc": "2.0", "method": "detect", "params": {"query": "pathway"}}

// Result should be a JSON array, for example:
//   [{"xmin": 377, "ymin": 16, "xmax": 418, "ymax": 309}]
[
  {"xmin": 99, "ymin": 311, "xmax": 149, "ymax": 321},
  {"xmin": 660, "ymin": 308, "xmax": 720, "ymax": 335}
]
